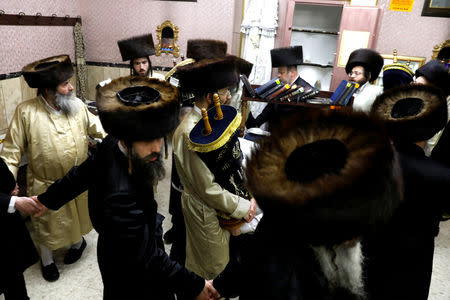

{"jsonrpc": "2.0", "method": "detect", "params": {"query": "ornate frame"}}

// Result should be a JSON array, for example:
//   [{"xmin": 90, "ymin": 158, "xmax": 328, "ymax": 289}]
[
  {"xmin": 374, "ymin": 53, "xmax": 426, "ymax": 86},
  {"xmin": 432, "ymin": 39, "xmax": 450, "ymax": 60},
  {"xmin": 155, "ymin": 20, "xmax": 180, "ymax": 58},
  {"xmin": 422, "ymin": 0, "xmax": 450, "ymax": 18}
]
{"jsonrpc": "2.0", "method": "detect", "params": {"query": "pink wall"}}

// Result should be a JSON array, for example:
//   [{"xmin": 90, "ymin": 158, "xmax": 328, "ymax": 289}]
[
  {"xmin": 376, "ymin": 0, "xmax": 449, "ymax": 61},
  {"xmin": 276, "ymin": 0, "xmax": 449, "ymax": 62},
  {"xmin": 78, "ymin": 0, "xmax": 236, "ymax": 68},
  {"xmin": 0, "ymin": 1, "xmax": 81, "ymax": 74}
]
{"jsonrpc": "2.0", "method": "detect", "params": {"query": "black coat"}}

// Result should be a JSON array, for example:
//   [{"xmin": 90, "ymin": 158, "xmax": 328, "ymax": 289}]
[
  {"xmin": 363, "ymin": 143, "xmax": 450, "ymax": 300},
  {"xmin": 0, "ymin": 158, "xmax": 39, "ymax": 293},
  {"xmin": 215, "ymin": 217, "xmax": 363, "ymax": 300},
  {"xmin": 38, "ymin": 135, "xmax": 204, "ymax": 300}
]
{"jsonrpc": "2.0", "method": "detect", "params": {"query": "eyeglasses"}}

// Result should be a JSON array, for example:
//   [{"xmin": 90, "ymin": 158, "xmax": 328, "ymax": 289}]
[{"xmin": 348, "ymin": 71, "xmax": 363, "ymax": 77}]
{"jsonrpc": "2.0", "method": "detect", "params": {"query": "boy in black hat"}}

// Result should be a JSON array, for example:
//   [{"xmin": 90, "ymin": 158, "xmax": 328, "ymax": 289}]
[
  {"xmin": 366, "ymin": 84, "xmax": 450, "ymax": 299},
  {"xmin": 0, "ymin": 54, "xmax": 106, "ymax": 282},
  {"xmin": 117, "ymin": 33, "xmax": 165, "ymax": 80},
  {"xmin": 36, "ymin": 76, "xmax": 219, "ymax": 300},
  {"xmin": 174, "ymin": 55, "xmax": 256, "ymax": 280},
  {"xmin": 345, "ymin": 48, "xmax": 384, "ymax": 113}
]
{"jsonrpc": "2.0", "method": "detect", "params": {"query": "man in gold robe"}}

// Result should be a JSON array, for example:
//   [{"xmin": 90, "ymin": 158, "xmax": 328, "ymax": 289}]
[
  {"xmin": 0, "ymin": 54, "xmax": 106, "ymax": 282},
  {"xmin": 174, "ymin": 53, "xmax": 256, "ymax": 280}
]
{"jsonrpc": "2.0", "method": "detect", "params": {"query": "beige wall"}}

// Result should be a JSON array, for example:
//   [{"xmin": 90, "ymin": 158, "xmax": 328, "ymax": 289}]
[{"xmin": 0, "ymin": 65, "xmax": 169, "ymax": 135}]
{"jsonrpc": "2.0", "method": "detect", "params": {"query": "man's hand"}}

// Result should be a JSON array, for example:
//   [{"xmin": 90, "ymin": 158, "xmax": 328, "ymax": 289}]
[
  {"xmin": 194, "ymin": 280, "xmax": 220, "ymax": 300},
  {"xmin": 30, "ymin": 196, "xmax": 48, "ymax": 217},
  {"xmin": 11, "ymin": 184, "xmax": 19, "ymax": 196},
  {"xmin": 14, "ymin": 196, "xmax": 46, "ymax": 216},
  {"xmin": 243, "ymin": 198, "xmax": 257, "ymax": 223}
]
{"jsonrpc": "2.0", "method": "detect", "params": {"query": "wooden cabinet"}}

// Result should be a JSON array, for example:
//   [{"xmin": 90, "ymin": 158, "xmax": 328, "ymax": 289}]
[{"xmin": 282, "ymin": 0, "xmax": 382, "ymax": 91}]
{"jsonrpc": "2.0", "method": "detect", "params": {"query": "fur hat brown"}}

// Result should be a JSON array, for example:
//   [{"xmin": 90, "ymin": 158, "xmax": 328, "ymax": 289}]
[
  {"xmin": 245, "ymin": 109, "xmax": 403, "ymax": 246},
  {"xmin": 270, "ymin": 46, "xmax": 303, "ymax": 68},
  {"xmin": 96, "ymin": 76, "xmax": 179, "ymax": 141},
  {"xmin": 345, "ymin": 48, "xmax": 384, "ymax": 81},
  {"xmin": 370, "ymin": 84, "xmax": 447, "ymax": 143},
  {"xmin": 186, "ymin": 39, "xmax": 228, "ymax": 61},
  {"xmin": 177, "ymin": 55, "xmax": 251, "ymax": 94},
  {"xmin": 22, "ymin": 55, "xmax": 74, "ymax": 88},
  {"xmin": 117, "ymin": 34, "xmax": 156, "ymax": 61}
]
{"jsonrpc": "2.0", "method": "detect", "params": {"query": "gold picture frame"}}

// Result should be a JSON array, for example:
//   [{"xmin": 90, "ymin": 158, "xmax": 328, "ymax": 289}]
[
  {"xmin": 432, "ymin": 39, "xmax": 450, "ymax": 60},
  {"xmin": 374, "ymin": 53, "xmax": 426, "ymax": 86},
  {"xmin": 155, "ymin": 20, "xmax": 180, "ymax": 58}
]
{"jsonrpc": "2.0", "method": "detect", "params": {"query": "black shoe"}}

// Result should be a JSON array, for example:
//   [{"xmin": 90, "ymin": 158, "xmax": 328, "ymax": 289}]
[
  {"xmin": 163, "ymin": 229, "xmax": 175, "ymax": 245},
  {"xmin": 64, "ymin": 237, "xmax": 87, "ymax": 264},
  {"xmin": 41, "ymin": 262, "xmax": 59, "ymax": 282}
]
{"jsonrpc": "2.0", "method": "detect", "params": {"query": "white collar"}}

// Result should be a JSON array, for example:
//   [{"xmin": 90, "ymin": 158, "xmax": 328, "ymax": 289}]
[
  {"xmin": 41, "ymin": 95, "xmax": 62, "ymax": 115},
  {"xmin": 118, "ymin": 140, "xmax": 128, "ymax": 157}
]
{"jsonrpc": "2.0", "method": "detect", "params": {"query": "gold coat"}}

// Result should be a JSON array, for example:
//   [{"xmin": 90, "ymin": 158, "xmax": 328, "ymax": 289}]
[
  {"xmin": 0, "ymin": 96, "xmax": 106, "ymax": 250},
  {"xmin": 172, "ymin": 107, "xmax": 250, "ymax": 279}
]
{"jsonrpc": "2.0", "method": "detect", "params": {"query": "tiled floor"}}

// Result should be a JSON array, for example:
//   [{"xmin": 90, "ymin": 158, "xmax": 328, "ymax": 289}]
[{"xmin": 2, "ymin": 151, "xmax": 450, "ymax": 300}]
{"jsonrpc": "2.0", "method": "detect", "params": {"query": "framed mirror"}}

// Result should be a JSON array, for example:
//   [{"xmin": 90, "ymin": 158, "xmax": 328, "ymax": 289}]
[
  {"xmin": 432, "ymin": 39, "xmax": 450, "ymax": 65},
  {"xmin": 155, "ymin": 20, "xmax": 180, "ymax": 58}
]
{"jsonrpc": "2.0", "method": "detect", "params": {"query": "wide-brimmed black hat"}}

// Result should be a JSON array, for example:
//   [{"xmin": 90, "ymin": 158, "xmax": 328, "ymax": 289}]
[
  {"xmin": 117, "ymin": 34, "xmax": 156, "ymax": 61},
  {"xmin": 22, "ymin": 55, "xmax": 74, "ymax": 88},
  {"xmin": 382, "ymin": 63, "xmax": 414, "ymax": 91},
  {"xmin": 370, "ymin": 84, "xmax": 447, "ymax": 143},
  {"xmin": 177, "ymin": 55, "xmax": 252, "ymax": 95},
  {"xmin": 245, "ymin": 109, "xmax": 403, "ymax": 246},
  {"xmin": 415, "ymin": 60, "xmax": 450, "ymax": 95},
  {"xmin": 96, "ymin": 76, "xmax": 179, "ymax": 141},
  {"xmin": 270, "ymin": 46, "xmax": 303, "ymax": 68},
  {"xmin": 345, "ymin": 48, "xmax": 384, "ymax": 81}
]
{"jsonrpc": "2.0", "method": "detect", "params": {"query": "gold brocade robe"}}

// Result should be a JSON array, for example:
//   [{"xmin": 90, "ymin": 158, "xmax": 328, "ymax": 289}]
[
  {"xmin": 0, "ymin": 96, "xmax": 106, "ymax": 250},
  {"xmin": 172, "ymin": 107, "xmax": 250, "ymax": 279}
]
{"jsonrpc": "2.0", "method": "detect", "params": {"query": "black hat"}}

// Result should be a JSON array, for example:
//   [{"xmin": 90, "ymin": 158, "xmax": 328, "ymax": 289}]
[
  {"xmin": 96, "ymin": 76, "xmax": 179, "ymax": 141},
  {"xmin": 345, "ymin": 48, "xmax": 384, "ymax": 81},
  {"xmin": 270, "ymin": 46, "xmax": 303, "ymax": 68},
  {"xmin": 415, "ymin": 60, "xmax": 450, "ymax": 95},
  {"xmin": 117, "ymin": 34, "xmax": 156, "ymax": 61},
  {"xmin": 382, "ymin": 63, "xmax": 414, "ymax": 91},
  {"xmin": 22, "ymin": 55, "xmax": 74, "ymax": 88},
  {"xmin": 186, "ymin": 39, "xmax": 228, "ymax": 61},
  {"xmin": 370, "ymin": 84, "xmax": 447, "ymax": 143},
  {"xmin": 177, "ymin": 55, "xmax": 252, "ymax": 94},
  {"xmin": 245, "ymin": 109, "xmax": 403, "ymax": 246}
]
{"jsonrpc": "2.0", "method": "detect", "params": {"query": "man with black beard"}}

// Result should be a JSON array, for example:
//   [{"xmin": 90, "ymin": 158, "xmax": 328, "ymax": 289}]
[
  {"xmin": 35, "ymin": 76, "xmax": 220, "ymax": 300},
  {"xmin": 0, "ymin": 54, "xmax": 106, "ymax": 282}
]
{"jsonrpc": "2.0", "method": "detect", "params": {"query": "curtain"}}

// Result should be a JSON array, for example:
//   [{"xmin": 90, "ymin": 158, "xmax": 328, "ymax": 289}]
[
  {"xmin": 73, "ymin": 22, "xmax": 88, "ymax": 102},
  {"xmin": 241, "ymin": 0, "xmax": 278, "ymax": 120}
]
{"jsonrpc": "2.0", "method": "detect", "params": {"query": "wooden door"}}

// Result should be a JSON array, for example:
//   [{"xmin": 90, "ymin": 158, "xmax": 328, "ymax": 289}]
[{"xmin": 330, "ymin": 5, "xmax": 383, "ymax": 90}]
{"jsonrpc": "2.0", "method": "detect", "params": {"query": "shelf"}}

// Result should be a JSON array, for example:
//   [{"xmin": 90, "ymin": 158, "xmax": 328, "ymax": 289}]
[
  {"xmin": 301, "ymin": 62, "xmax": 334, "ymax": 68},
  {"xmin": 291, "ymin": 27, "xmax": 338, "ymax": 35}
]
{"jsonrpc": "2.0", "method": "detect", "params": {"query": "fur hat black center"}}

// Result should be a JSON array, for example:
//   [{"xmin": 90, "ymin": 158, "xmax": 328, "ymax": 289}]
[
  {"xmin": 285, "ymin": 139, "xmax": 348, "ymax": 183},
  {"xmin": 391, "ymin": 97, "xmax": 424, "ymax": 118},
  {"xmin": 116, "ymin": 86, "xmax": 160, "ymax": 106}
]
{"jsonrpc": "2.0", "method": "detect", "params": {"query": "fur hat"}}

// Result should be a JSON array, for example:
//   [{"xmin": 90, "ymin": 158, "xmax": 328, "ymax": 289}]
[
  {"xmin": 117, "ymin": 34, "xmax": 156, "ymax": 61},
  {"xmin": 415, "ymin": 60, "xmax": 450, "ymax": 96},
  {"xmin": 382, "ymin": 63, "xmax": 414, "ymax": 91},
  {"xmin": 186, "ymin": 39, "xmax": 228, "ymax": 61},
  {"xmin": 177, "ymin": 55, "xmax": 252, "ymax": 94},
  {"xmin": 22, "ymin": 55, "xmax": 74, "ymax": 88},
  {"xmin": 270, "ymin": 46, "xmax": 303, "ymax": 68},
  {"xmin": 245, "ymin": 109, "xmax": 403, "ymax": 246},
  {"xmin": 345, "ymin": 48, "xmax": 384, "ymax": 81},
  {"xmin": 370, "ymin": 84, "xmax": 447, "ymax": 143},
  {"xmin": 96, "ymin": 76, "xmax": 179, "ymax": 141}
]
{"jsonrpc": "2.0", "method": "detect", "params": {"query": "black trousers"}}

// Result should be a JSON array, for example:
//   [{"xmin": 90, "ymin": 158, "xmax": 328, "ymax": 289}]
[{"xmin": 2, "ymin": 272, "xmax": 29, "ymax": 300}]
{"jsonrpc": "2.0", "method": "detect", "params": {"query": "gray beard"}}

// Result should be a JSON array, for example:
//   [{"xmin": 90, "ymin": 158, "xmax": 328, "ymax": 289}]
[
  {"xmin": 55, "ymin": 91, "xmax": 79, "ymax": 116},
  {"xmin": 312, "ymin": 241, "xmax": 366, "ymax": 299}
]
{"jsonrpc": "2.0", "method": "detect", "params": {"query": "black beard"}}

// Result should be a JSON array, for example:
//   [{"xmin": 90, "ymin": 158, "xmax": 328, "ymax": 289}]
[{"xmin": 130, "ymin": 152, "xmax": 165, "ymax": 189}]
